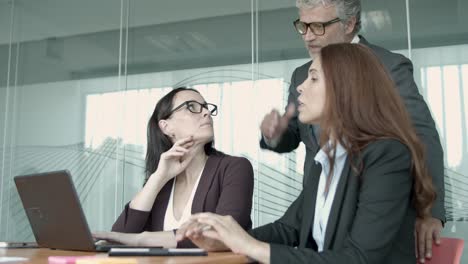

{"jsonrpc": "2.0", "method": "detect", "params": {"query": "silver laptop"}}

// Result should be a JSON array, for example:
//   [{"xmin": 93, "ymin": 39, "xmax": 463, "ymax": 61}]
[{"xmin": 14, "ymin": 170, "xmax": 136, "ymax": 252}]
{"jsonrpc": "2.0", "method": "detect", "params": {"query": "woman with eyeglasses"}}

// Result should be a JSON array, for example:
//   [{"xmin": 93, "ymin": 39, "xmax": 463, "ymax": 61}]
[
  {"xmin": 176, "ymin": 44, "xmax": 436, "ymax": 264},
  {"xmin": 93, "ymin": 87, "xmax": 254, "ymax": 248}
]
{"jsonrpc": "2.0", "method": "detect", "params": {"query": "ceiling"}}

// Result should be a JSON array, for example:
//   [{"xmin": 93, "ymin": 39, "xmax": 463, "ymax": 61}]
[
  {"xmin": 0, "ymin": 0, "xmax": 466, "ymax": 86},
  {"xmin": 0, "ymin": 0, "xmax": 295, "ymax": 45}
]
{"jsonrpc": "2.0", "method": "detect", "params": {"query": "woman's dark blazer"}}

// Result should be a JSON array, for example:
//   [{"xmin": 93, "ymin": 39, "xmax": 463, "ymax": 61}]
[
  {"xmin": 249, "ymin": 139, "xmax": 417, "ymax": 264},
  {"xmin": 112, "ymin": 152, "xmax": 254, "ymax": 248}
]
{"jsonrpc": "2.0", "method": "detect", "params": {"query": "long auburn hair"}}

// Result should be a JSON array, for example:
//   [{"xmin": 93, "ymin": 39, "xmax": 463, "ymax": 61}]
[
  {"xmin": 318, "ymin": 43, "xmax": 435, "ymax": 218},
  {"xmin": 145, "ymin": 87, "xmax": 216, "ymax": 182}
]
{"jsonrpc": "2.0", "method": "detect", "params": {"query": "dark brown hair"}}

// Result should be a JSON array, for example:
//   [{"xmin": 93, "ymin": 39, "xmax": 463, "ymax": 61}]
[
  {"xmin": 318, "ymin": 43, "xmax": 435, "ymax": 217},
  {"xmin": 145, "ymin": 87, "xmax": 215, "ymax": 183}
]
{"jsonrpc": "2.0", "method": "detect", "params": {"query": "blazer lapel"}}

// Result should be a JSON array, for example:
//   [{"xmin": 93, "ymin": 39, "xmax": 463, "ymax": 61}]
[
  {"xmin": 322, "ymin": 158, "xmax": 352, "ymax": 249},
  {"xmin": 152, "ymin": 179, "xmax": 173, "ymax": 231},
  {"xmin": 191, "ymin": 154, "xmax": 223, "ymax": 213},
  {"xmin": 357, "ymin": 35, "xmax": 370, "ymax": 47},
  {"xmin": 301, "ymin": 161, "xmax": 322, "ymax": 244}
]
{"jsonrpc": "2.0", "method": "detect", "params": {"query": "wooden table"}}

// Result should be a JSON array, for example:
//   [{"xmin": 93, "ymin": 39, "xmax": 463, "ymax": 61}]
[{"xmin": 1, "ymin": 248, "xmax": 251, "ymax": 263}]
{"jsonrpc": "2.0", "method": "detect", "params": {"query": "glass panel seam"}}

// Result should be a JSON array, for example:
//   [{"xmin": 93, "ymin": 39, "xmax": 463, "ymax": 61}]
[
  {"xmin": 405, "ymin": 0, "xmax": 412, "ymax": 59},
  {"xmin": 1, "ymin": 0, "xmax": 16, "ymax": 238}
]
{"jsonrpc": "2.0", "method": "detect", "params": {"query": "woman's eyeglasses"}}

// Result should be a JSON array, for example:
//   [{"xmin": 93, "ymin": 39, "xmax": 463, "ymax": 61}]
[{"xmin": 167, "ymin": 100, "xmax": 218, "ymax": 117}]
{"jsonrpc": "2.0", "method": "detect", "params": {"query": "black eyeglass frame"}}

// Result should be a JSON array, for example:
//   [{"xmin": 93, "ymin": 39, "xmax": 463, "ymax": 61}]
[
  {"xmin": 293, "ymin": 17, "xmax": 342, "ymax": 36},
  {"xmin": 166, "ymin": 100, "xmax": 218, "ymax": 118}
]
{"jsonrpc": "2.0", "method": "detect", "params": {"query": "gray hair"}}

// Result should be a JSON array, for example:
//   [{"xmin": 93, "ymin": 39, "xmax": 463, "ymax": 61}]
[{"xmin": 296, "ymin": 0, "xmax": 361, "ymax": 33}]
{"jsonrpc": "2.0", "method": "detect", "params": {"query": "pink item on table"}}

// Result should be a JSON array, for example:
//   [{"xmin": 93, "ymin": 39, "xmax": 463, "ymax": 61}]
[{"xmin": 48, "ymin": 256, "xmax": 96, "ymax": 264}]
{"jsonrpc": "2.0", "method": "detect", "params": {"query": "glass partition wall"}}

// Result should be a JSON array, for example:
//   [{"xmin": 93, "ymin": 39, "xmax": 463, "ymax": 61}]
[{"xmin": 1, "ymin": 0, "xmax": 467, "ymax": 260}]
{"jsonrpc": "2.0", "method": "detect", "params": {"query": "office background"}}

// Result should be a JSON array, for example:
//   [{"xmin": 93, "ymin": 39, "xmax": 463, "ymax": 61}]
[{"xmin": 0, "ymin": 0, "xmax": 467, "ymax": 260}]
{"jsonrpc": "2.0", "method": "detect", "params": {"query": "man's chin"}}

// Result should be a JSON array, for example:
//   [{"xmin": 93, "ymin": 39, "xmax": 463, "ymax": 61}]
[{"xmin": 307, "ymin": 49, "xmax": 320, "ymax": 58}]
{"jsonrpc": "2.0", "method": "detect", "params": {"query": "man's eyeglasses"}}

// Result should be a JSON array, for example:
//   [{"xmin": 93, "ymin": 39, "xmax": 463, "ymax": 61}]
[
  {"xmin": 293, "ymin": 17, "xmax": 341, "ymax": 36},
  {"xmin": 167, "ymin": 100, "xmax": 218, "ymax": 117}
]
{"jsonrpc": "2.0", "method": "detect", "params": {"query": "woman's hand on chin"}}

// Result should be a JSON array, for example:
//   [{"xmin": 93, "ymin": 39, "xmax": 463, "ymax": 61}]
[{"xmin": 153, "ymin": 136, "xmax": 195, "ymax": 182}]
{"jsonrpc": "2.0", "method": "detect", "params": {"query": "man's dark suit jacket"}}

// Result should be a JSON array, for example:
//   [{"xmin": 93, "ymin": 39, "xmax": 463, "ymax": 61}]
[
  {"xmin": 260, "ymin": 36, "xmax": 445, "ymax": 222},
  {"xmin": 250, "ymin": 139, "xmax": 417, "ymax": 264},
  {"xmin": 112, "ymin": 152, "xmax": 254, "ymax": 248}
]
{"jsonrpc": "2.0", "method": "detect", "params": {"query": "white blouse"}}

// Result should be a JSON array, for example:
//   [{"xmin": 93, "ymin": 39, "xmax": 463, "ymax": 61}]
[
  {"xmin": 312, "ymin": 142, "xmax": 348, "ymax": 252},
  {"xmin": 163, "ymin": 167, "xmax": 204, "ymax": 231}
]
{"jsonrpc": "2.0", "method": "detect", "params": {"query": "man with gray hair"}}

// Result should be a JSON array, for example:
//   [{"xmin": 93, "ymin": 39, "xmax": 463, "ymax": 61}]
[{"xmin": 259, "ymin": 0, "xmax": 445, "ymax": 263}]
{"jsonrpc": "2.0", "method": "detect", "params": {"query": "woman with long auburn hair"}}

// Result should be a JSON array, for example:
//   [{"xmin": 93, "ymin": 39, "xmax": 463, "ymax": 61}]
[
  {"xmin": 176, "ymin": 43, "xmax": 436, "ymax": 264},
  {"xmin": 318, "ymin": 43, "xmax": 435, "ymax": 218}
]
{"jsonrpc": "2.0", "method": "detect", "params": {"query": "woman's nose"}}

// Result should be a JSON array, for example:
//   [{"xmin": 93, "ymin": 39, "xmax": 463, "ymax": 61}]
[
  {"xmin": 297, "ymin": 82, "xmax": 304, "ymax": 94},
  {"xmin": 201, "ymin": 107, "xmax": 210, "ymax": 117}
]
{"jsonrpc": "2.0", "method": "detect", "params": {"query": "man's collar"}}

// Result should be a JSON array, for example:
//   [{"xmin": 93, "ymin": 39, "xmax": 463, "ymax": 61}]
[{"xmin": 351, "ymin": 34, "xmax": 360, "ymax": 44}]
